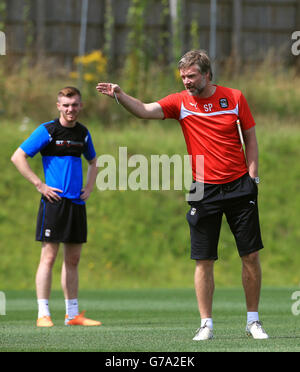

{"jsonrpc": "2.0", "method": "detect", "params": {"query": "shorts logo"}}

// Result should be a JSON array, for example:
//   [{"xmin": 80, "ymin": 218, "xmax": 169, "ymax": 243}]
[
  {"xmin": 45, "ymin": 229, "xmax": 51, "ymax": 237},
  {"xmin": 191, "ymin": 208, "xmax": 197, "ymax": 215},
  {"xmin": 219, "ymin": 98, "xmax": 228, "ymax": 108}
]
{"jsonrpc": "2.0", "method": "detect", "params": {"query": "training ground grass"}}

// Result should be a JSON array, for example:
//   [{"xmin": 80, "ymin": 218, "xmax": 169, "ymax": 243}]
[{"xmin": 0, "ymin": 288, "xmax": 300, "ymax": 352}]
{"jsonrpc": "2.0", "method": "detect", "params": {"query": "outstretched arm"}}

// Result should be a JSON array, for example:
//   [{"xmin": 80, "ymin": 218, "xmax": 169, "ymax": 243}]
[
  {"xmin": 96, "ymin": 83, "xmax": 164, "ymax": 120},
  {"xmin": 11, "ymin": 147, "xmax": 62, "ymax": 202}
]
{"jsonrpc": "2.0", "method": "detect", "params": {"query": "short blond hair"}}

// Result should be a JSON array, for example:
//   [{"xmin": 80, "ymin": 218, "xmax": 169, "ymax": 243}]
[
  {"xmin": 57, "ymin": 86, "xmax": 82, "ymax": 101},
  {"xmin": 178, "ymin": 50, "xmax": 213, "ymax": 81}
]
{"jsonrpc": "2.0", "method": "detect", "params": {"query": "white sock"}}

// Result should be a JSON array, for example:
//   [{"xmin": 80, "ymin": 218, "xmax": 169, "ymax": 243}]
[
  {"xmin": 247, "ymin": 312, "xmax": 259, "ymax": 324},
  {"xmin": 201, "ymin": 318, "xmax": 213, "ymax": 329},
  {"xmin": 37, "ymin": 299, "xmax": 50, "ymax": 318},
  {"xmin": 65, "ymin": 298, "xmax": 79, "ymax": 319}
]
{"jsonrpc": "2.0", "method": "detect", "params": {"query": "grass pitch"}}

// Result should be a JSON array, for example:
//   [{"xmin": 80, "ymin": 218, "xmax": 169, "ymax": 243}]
[{"xmin": 0, "ymin": 288, "xmax": 300, "ymax": 353}]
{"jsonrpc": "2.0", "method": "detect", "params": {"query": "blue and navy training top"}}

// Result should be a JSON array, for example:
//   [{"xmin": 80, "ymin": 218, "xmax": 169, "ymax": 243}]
[{"xmin": 20, "ymin": 118, "xmax": 96, "ymax": 205}]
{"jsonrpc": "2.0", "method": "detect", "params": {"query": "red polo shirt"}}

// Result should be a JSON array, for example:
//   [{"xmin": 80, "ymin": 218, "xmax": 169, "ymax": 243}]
[{"xmin": 157, "ymin": 85, "xmax": 256, "ymax": 184}]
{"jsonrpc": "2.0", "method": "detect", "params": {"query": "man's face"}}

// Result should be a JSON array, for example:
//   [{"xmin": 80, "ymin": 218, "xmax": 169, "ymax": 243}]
[
  {"xmin": 56, "ymin": 95, "xmax": 83, "ymax": 124},
  {"xmin": 179, "ymin": 65, "xmax": 208, "ymax": 96}
]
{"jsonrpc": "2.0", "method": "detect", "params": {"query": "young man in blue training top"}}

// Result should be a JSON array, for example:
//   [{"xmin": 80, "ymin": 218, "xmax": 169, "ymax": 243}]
[{"xmin": 11, "ymin": 87, "xmax": 101, "ymax": 327}]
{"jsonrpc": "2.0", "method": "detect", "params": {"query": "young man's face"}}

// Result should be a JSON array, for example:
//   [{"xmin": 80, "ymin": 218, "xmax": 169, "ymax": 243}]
[
  {"xmin": 56, "ymin": 95, "xmax": 83, "ymax": 125},
  {"xmin": 179, "ymin": 65, "xmax": 209, "ymax": 96}
]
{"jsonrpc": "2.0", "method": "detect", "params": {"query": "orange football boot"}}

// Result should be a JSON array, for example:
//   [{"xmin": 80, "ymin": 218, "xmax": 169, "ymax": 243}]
[
  {"xmin": 37, "ymin": 316, "xmax": 54, "ymax": 327},
  {"xmin": 65, "ymin": 311, "xmax": 102, "ymax": 326}
]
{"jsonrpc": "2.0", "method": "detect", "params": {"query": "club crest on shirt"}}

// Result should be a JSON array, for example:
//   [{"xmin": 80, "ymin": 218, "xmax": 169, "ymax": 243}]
[{"xmin": 219, "ymin": 98, "xmax": 228, "ymax": 108}]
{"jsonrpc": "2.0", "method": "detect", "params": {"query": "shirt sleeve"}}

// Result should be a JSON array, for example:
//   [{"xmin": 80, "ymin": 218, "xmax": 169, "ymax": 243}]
[
  {"xmin": 20, "ymin": 124, "xmax": 52, "ymax": 157},
  {"xmin": 157, "ymin": 93, "xmax": 182, "ymax": 120},
  {"xmin": 238, "ymin": 93, "xmax": 256, "ymax": 131},
  {"xmin": 83, "ymin": 131, "xmax": 96, "ymax": 161}
]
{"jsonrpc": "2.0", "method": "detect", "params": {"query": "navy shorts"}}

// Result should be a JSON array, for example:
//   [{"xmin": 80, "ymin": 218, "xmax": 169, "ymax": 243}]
[
  {"xmin": 186, "ymin": 173, "xmax": 264, "ymax": 260},
  {"xmin": 36, "ymin": 197, "xmax": 87, "ymax": 244}
]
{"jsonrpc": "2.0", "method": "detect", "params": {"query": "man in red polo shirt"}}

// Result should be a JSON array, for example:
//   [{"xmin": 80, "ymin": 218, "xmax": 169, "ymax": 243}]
[{"xmin": 96, "ymin": 50, "xmax": 268, "ymax": 340}]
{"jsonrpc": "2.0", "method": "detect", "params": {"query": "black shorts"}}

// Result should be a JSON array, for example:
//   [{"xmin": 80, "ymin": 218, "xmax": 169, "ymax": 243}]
[
  {"xmin": 36, "ymin": 197, "xmax": 87, "ymax": 243},
  {"xmin": 186, "ymin": 173, "xmax": 264, "ymax": 260}
]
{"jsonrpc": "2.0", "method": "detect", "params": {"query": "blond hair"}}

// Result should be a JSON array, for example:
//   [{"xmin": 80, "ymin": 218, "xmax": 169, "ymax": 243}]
[{"xmin": 178, "ymin": 50, "xmax": 213, "ymax": 81}]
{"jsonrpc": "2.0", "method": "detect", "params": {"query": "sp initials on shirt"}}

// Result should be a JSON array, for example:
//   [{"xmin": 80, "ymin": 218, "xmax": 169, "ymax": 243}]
[{"xmin": 203, "ymin": 103, "xmax": 213, "ymax": 112}]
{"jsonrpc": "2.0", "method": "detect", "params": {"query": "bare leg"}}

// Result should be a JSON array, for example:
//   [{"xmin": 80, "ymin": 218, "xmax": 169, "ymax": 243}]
[
  {"xmin": 36, "ymin": 242, "xmax": 59, "ymax": 299},
  {"xmin": 61, "ymin": 243, "xmax": 82, "ymax": 299},
  {"xmin": 194, "ymin": 260, "xmax": 215, "ymax": 318},
  {"xmin": 241, "ymin": 251, "xmax": 261, "ymax": 311}
]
